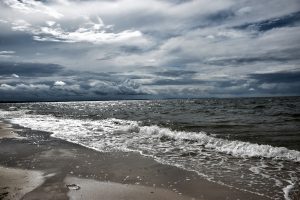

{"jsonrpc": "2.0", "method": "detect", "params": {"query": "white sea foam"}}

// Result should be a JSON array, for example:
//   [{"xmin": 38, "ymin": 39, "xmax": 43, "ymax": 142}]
[
  {"xmin": 1, "ymin": 111, "xmax": 299, "ymax": 162},
  {"xmin": 283, "ymin": 181, "xmax": 294, "ymax": 200},
  {"xmin": 139, "ymin": 125, "xmax": 300, "ymax": 162}
]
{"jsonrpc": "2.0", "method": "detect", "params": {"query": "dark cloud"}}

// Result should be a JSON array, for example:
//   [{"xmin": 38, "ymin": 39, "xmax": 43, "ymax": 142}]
[
  {"xmin": 0, "ymin": 0, "xmax": 299, "ymax": 100},
  {"xmin": 249, "ymin": 70, "xmax": 300, "ymax": 83},
  {"xmin": 0, "ymin": 62, "xmax": 64, "ymax": 77},
  {"xmin": 96, "ymin": 54, "xmax": 117, "ymax": 61},
  {"xmin": 119, "ymin": 46, "xmax": 145, "ymax": 54},
  {"xmin": 0, "ymin": 61, "xmax": 149, "ymax": 101},
  {"xmin": 234, "ymin": 11, "xmax": 300, "ymax": 32},
  {"xmin": 205, "ymin": 55, "xmax": 300, "ymax": 66},
  {"xmin": 145, "ymin": 79, "xmax": 206, "ymax": 86},
  {"xmin": 154, "ymin": 70, "xmax": 197, "ymax": 77},
  {"xmin": 205, "ymin": 9, "xmax": 236, "ymax": 23}
]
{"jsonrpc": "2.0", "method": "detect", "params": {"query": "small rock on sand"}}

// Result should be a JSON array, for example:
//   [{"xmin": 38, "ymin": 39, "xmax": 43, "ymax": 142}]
[{"xmin": 66, "ymin": 184, "xmax": 80, "ymax": 190}]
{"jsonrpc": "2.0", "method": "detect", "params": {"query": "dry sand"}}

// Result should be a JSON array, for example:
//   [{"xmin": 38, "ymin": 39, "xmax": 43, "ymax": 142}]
[{"xmin": 0, "ymin": 122, "xmax": 271, "ymax": 200}]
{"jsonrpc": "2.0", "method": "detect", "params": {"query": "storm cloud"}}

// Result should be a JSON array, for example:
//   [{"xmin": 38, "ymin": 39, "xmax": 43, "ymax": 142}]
[
  {"xmin": 0, "ymin": 61, "xmax": 63, "ymax": 76},
  {"xmin": 0, "ymin": 0, "xmax": 299, "ymax": 101}
]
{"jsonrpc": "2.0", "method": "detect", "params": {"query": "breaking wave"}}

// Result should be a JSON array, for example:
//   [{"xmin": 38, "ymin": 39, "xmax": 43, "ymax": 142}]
[
  {"xmin": 1, "ymin": 109, "xmax": 299, "ymax": 199},
  {"xmin": 5, "ymin": 114, "xmax": 300, "ymax": 162}
]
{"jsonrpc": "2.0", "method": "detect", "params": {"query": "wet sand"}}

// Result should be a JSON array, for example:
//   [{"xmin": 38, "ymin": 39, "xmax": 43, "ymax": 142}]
[
  {"xmin": 65, "ymin": 176, "xmax": 191, "ymax": 200},
  {"xmin": 0, "ymin": 122, "xmax": 22, "ymax": 139},
  {"xmin": 0, "ymin": 121, "xmax": 270, "ymax": 200},
  {"xmin": 0, "ymin": 166, "xmax": 44, "ymax": 200}
]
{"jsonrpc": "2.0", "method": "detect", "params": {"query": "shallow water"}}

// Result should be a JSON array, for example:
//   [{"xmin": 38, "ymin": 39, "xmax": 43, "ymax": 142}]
[{"xmin": 0, "ymin": 97, "xmax": 299, "ymax": 199}]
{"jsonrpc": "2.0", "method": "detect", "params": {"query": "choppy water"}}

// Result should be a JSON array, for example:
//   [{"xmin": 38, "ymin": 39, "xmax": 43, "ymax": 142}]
[{"xmin": 0, "ymin": 97, "xmax": 299, "ymax": 199}]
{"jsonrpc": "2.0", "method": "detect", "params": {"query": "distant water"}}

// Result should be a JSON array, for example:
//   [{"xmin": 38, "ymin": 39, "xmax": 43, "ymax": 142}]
[{"xmin": 0, "ymin": 97, "xmax": 299, "ymax": 199}]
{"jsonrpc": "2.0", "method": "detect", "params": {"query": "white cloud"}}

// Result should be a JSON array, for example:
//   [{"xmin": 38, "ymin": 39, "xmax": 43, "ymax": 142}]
[
  {"xmin": 3, "ymin": 0, "xmax": 63, "ymax": 19},
  {"xmin": 10, "ymin": 17, "xmax": 149, "ymax": 45},
  {"xmin": 0, "ymin": 51, "xmax": 15, "ymax": 55},
  {"xmin": 0, "ymin": 19, "xmax": 8, "ymax": 24},
  {"xmin": 11, "ymin": 73, "xmax": 19, "ymax": 78},
  {"xmin": 0, "ymin": 83, "xmax": 50, "ymax": 91},
  {"xmin": 46, "ymin": 21, "xmax": 56, "ymax": 26},
  {"xmin": 37, "ymin": 26, "xmax": 145, "ymax": 44},
  {"xmin": 0, "ymin": 83, "xmax": 14, "ymax": 90},
  {"xmin": 236, "ymin": 7, "xmax": 252, "ymax": 16},
  {"xmin": 0, "ymin": 50, "xmax": 16, "ymax": 58},
  {"xmin": 54, "ymin": 81, "xmax": 66, "ymax": 86},
  {"xmin": 11, "ymin": 19, "xmax": 31, "ymax": 31}
]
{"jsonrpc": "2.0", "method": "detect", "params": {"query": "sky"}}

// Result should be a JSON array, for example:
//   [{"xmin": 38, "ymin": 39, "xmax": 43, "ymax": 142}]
[{"xmin": 0, "ymin": 0, "xmax": 299, "ymax": 101}]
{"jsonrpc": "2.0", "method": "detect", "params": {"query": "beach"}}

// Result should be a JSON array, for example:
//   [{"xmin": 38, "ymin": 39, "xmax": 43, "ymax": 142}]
[
  {"xmin": 0, "ymin": 121, "xmax": 270, "ymax": 200},
  {"xmin": 1, "ymin": 0, "xmax": 299, "ymax": 198}
]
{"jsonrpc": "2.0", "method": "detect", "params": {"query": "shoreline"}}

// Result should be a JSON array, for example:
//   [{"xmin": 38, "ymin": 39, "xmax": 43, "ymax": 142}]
[
  {"xmin": 0, "ymin": 95, "xmax": 299, "ymax": 104},
  {"xmin": 0, "ymin": 121, "xmax": 23, "ymax": 139},
  {"xmin": 0, "ymin": 121, "xmax": 272, "ymax": 200}
]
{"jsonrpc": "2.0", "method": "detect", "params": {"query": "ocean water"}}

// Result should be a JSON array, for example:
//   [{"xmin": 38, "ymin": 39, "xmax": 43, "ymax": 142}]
[{"xmin": 0, "ymin": 97, "xmax": 299, "ymax": 199}]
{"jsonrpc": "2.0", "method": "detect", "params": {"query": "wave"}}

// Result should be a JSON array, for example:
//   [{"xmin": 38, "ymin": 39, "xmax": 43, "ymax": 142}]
[
  {"xmin": 1, "ymin": 109, "xmax": 299, "ymax": 199},
  {"xmin": 2, "ymin": 111, "xmax": 299, "ymax": 163},
  {"xmin": 151, "ymin": 127, "xmax": 300, "ymax": 162}
]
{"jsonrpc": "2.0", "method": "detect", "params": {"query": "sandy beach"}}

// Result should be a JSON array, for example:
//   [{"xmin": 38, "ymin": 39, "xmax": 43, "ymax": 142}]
[
  {"xmin": 0, "ymin": 121, "xmax": 273, "ymax": 200},
  {"xmin": 1, "ymin": 0, "xmax": 300, "ymax": 198}
]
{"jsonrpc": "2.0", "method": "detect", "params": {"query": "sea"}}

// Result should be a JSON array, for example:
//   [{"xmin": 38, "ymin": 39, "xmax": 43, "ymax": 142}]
[{"xmin": 0, "ymin": 97, "xmax": 299, "ymax": 200}]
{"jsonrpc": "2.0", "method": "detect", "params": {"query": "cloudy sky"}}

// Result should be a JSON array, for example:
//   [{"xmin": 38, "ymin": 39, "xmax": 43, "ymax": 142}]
[{"xmin": 0, "ymin": 0, "xmax": 299, "ymax": 101}]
